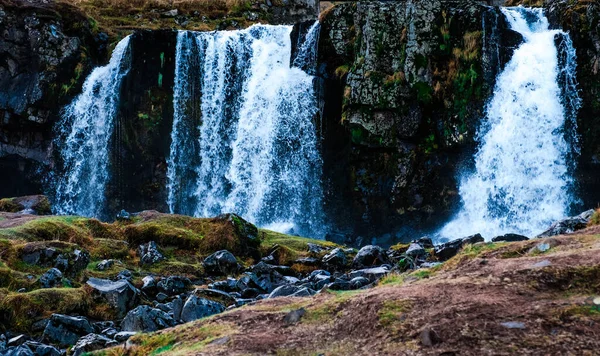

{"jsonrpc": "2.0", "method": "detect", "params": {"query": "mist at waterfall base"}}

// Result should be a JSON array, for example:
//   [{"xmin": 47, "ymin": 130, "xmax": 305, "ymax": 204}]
[
  {"xmin": 167, "ymin": 23, "xmax": 325, "ymax": 238},
  {"xmin": 54, "ymin": 36, "xmax": 132, "ymax": 218},
  {"xmin": 439, "ymin": 7, "xmax": 581, "ymax": 242}
]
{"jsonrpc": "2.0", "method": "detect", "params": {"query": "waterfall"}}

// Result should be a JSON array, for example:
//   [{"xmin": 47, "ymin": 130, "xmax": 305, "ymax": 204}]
[
  {"xmin": 54, "ymin": 36, "xmax": 132, "ymax": 217},
  {"xmin": 440, "ymin": 7, "xmax": 581, "ymax": 240},
  {"xmin": 167, "ymin": 23, "xmax": 324, "ymax": 237}
]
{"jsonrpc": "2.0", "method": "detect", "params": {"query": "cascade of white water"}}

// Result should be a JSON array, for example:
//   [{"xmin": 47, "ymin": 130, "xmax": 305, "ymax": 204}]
[
  {"xmin": 55, "ymin": 36, "xmax": 132, "ymax": 217},
  {"xmin": 168, "ymin": 23, "xmax": 324, "ymax": 237},
  {"xmin": 440, "ymin": 7, "xmax": 581, "ymax": 240}
]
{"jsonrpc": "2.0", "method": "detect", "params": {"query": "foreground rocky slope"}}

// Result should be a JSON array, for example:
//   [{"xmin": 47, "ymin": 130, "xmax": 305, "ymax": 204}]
[
  {"xmin": 97, "ymin": 227, "xmax": 600, "ymax": 355},
  {"xmin": 0, "ymin": 197, "xmax": 597, "ymax": 355}
]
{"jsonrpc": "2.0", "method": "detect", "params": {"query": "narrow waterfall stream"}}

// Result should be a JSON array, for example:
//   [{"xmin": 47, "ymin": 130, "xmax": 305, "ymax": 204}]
[
  {"xmin": 167, "ymin": 23, "xmax": 324, "ymax": 237},
  {"xmin": 55, "ymin": 36, "xmax": 132, "ymax": 217},
  {"xmin": 440, "ymin": 7, "xmax": 581, "ymax": 240}
]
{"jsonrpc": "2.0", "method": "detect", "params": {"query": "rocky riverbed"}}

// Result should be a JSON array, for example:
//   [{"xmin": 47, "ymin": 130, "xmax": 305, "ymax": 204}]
[{"xmin": 0, "ymin": 195, "xmax": 597, "ymax": 355}]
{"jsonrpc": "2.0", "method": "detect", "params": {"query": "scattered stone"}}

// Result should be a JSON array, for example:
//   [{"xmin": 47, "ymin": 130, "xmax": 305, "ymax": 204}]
[
  {"xmin": 434, "ymin": 234, "xmax": 484, "ymax": 261},
  {"xmin": 71, "ymin": 334, "xmax": 117, "ymax": 356},
  {"xmin": 43, "ymin": 314, "xmax": 94, "ymax": 347},
  {"xmin": 406, "ymin": 243, "xmax": 426, "ymax": 257},
  {"xmin": 529, "ymin": 241, "xmax": 553, "ymax": 254},
  {"xmin": 69, "ymin": 249, "xmax": 91, "ymax": 275},
  {"xmin": 537, "ymin": 209, "xmax": 595, "ymax": 237},
  {"xmin": 209, "ymin": 336, "xmax": 230, "ymax": 345},
  {"xmin": 352, "ymin": 245, "xmax": 389, "ymax": 268},
  {"xmin": 117, "ymin": 269, "xmax": 133, "ymax": 281},
  {"xmin": 39, "ymin": 268, "xmax": 63, "ymax": 288},
  {"xmin": 501, "ymin": 321, "xmax": 526, "ymax": 329},
  {"xmin": 114, "ymin": 331, "xmax": 137, "ymax": 342},
  {"xmin": 100, "ymin": 328, "xmax": 118, "ymax": 339},
  {"xmin": 180, "ymin": 295, "xmax": 226, "ymax": 322},
  {"xmin": 203, "ymin": 250, "xmax": 239, "ymax": 276},
  {"xmin": 157, "ymin": 276, "xmax": 191, "ymax": 295},
  {"xmin": 22, "ymin": 342, "xmax": 60, "ymax": 356},
  {"xmin": 283, "ymin": 308, "xmax": 306, "ymax": 325},
  {"xmin": 349, "ymin": 276, "xmax": 371, "ymax": 289},
  {"xmin": 137, "ymin": 241, "xmax": 165, "ymax": 265},
  {"xmin": 349, "ymin": 266, "xmax": 390, "ymax": 282},
  {"xmin": 294, "ymin": 257, "xmax": 320, "ymax": 265},
  {"xmin": 141, "ymin": 275, "xmax": 157, "ymax": 293},
  {"xmin": 415, "ymin": 236, "xmax": 434, "ymax": 248},
  {"xmin": 161, "ymin": 9, "xmax": 178, "ymax": 18},
  {"xmin": 420, "ymin": 262, "xmax": 442, "ymax": 269},
  {"xmin": 322, "ymin": 248, "xmax": 347, "ymax": 267},
  {"xmin": 531, "ymin": 260, "xmax": 552, "ymax": 269},
  {"xmin": 269, "ymin": 285, "xmax": 304, "ymax": 298},
  {"xmin": 307, "ymin": 243, "xmax": 325, "ymax": 254},
  {"xmin": 86, "ymin": 278, "xmax": 139, "ymax": 318},
  {"xmin": 7, "ymin": 335, "xmax": 28, "ymax": 347},
  {"xmin": 492, "ymin": 233, "xmax": 529, "ymax": 242},
  {"xmin": 121, "ymin": 305, "xmax": 176, "ymax": 332},
  {"xmin": 209, "ymin": 278, "xmax": 238, "ymax": 292},
  {"xmin": 156, "ymin": 292, "xmax": 169, "ymax": 302},
  {"xmin": 96, "ymin": 259, "xmax": 117, "ymax": 271},
  {"xmin": 116, "ymin": 209, "xmax": 131, "ymax": 221}
]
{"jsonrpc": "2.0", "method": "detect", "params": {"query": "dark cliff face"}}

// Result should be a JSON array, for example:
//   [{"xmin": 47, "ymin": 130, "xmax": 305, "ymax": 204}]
[
  {"xmin": 0, "ymin": 0, "xmax": 106, "ymax": 197},
  {"xmin": 545, "ymin": 0, "xmax": 600, "ymax": 211},
  {"xmin": 317, "ymin": 0, "xmax": 521, "ymax": 244}
]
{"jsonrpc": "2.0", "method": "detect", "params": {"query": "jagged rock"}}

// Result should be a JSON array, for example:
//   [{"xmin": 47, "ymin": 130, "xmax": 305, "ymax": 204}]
[
  {"xmin": 93, "ymin": 321, "xmax": 114, "ymax": 332},
  {"xmin": 161, "ymin": 9, "xmax": 178, "ymax": 18},
  {"xmin": 192, "ymin": 289, "xmax": 236, "ymax": 306},
  {"xmin": 352, "ymin": 245, "xmax": 389, "ymax": 268},
  {"xmin": 22, "ymin": 342, "xmax": 60, "ymax": 356},
  {"xmin": 169, "ymin": 295, "xmax": 184, "ymax": 321},
  {"xmin": 203, "ymin": 250, "xmax": 239, "ymax": 276},
  {"xmin": 268, "ymin": 285, "xmax": 304, "ymax": 298},
  {"xmin": 406, "ymin": 243, "xmax": 426, "ymax": 257},
  {"xmin": 492, "ymin": 234, "xmax": 529, "ymax": 242},
  {"xmin": 7, "ymin": 335, "xmax": 28, "ymax": 347},
  {"xmin": 349, "ymin": 266, "xmax": 390, "ymax": 282},
  {"xmin": 180, "ymin": 295, "xmax": 226, "ymax": 322},
  {"xmin": 21, "ymin": 246, "xmax": 57, "ymax": 266},
  {"xmin": 349, "ymin": 276, "xmax": 371, "ymax": 289},
  {"xmin": 283, "ymin": 308, "xmax": 305, "ymax": 325},
  {"xmin": 157, "ymin": 276, "xmax": 191, "ymax": 295},
  {"xmin": 322, "ymin": 248, "xmax": 347, "ymax": 267},
  {"xmin": 326, "ymin": 279, "xmax": 352, "ymax": 291},
  {"xmin": 537, "ymin": 209, "xmax": 595, "ymax": 237},
  {"xmin": 121, "ymin": 305, "xmax": 176, "ymax": 332},
  {"xmin": 100, "ymin": 328, "xmax": 118, "ymax": 339},
  {"xmin": 114, "ymin": 332, "xmax": 137, "ymax": 342},
  {"xmin": 39, "ymin": 268, "xmax": 62, "ymax": 288},
  {"xmin": 86, "ymin": 278, "xmax": 139, "ymax": 318},
  {"xmin": 3, "ymin": 345, "xmax": 34, "ymax": 356},
  {"xmin": 294, "ymin": 257, "xmax": 320, "ymax": 265},
  {"xmin": 209, "ymin": 278, "xmax": 238, "ymax": 292},
  {"xmin": 155, "ymin": 292, "xmax": 169, "ymax": 302},
  {"xmin": 415, "ymin": 237, "xmax": 434, "ymax": 249},
  {"xmin": 117, "ymin": 269, "xmax": 133, "ymax": 281},
  {"xmin": 307, "ymin": 243, "xmax": 325, "ymax": 254},
  {"xmin": 96, "ymin": 259, "xmax": 117, "ymax": 271},
  {"xmin": 116, "ymin": 209, "xmax": 131, "ymax": 221},
  {"xmin": 291, "ymin": 287, "xmax": 316, "ymax": 297},
  {"xmin": 70, "ymin": 249, "xmax": 90, "ymax": 274},
  {"xmin": 43, "ymin": 314, "xmax": 94, "ymax": 347},
  {"xmin": 71, "ymin": 334, "xmax": 117, "ymax": 356},
  {"xmin": 137, "ymin": 241, "xmax": 165, "ymax": 265},
  {"xmin": 434, "ymin": 234, "xmax": 485, "ymax": 261},
  {"xmin": 141, "ymin": 275, "xmax": 157, "ymax": 293}
]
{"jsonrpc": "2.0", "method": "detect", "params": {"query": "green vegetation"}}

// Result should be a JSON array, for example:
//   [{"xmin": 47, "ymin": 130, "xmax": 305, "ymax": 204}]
[{"xmin": 378, "ymin": 299, "xmax": 412, "ymax": 327}]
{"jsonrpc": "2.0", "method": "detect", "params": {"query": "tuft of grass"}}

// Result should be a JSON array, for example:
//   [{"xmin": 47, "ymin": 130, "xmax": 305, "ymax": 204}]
[
  {"xmin": 335, "ymin": 64, "xmax": 350, "ymax": 79},
  {"xmin": 378, "ymin": 299, "xmax": 412, "ymax": 328},
  {"xmin": 588, "ymin": 209, "xmax": 600, "ymax": 227}
]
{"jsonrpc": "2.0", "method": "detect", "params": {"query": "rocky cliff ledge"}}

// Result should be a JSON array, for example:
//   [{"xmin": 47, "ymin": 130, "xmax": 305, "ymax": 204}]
[{"xmin": 318, "ymin": 0, "xmax": 521, "ymax": 244}]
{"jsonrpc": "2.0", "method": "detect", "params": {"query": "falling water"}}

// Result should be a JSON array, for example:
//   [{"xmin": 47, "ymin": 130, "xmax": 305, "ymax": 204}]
[
  {"xmin": 440, "ymin": 7, "xmax": 581, "ymax": 240},
  {"xmin": 54, "ymin": 36, "xmax": 132, "ymax": 217},
  {"xmin": 167, "ymin": 23, "xmax": 324, "ymax": 237}
]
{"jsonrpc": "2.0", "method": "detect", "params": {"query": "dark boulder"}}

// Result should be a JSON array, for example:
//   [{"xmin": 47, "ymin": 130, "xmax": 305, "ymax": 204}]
[
  {"xmin": 141, "ymin": 275, "xmax": 157, "ymax": 293},
  {"xmin": 96, "ymin": 259, "xmax": 117, "ymax": 271},
  {"xmin": 492, "ymin": 234, "xmax": 529, "ymax": 242},
  {"xmin": 137, "ymin": 241, "xmax": 165, "ymax": 265},
  {"xmin": 348, "ymin": 266, "xmax": 390, "ymax": 282},
  {"xmin": 42, "ymin": 314, "xmax": 94, "ymax": 347},
  {"xmin": 537, "ymin": 209, "xmax": 595, "ymax": 237},
  {"xmin": 71, "ymin": 334, "xmax": 117, "ymax": 356},
  {"xmin": 415, "ymin": 236, "xmax": 434, "ymax": 249},
  {"xmin": 86, "ymin": 278, "xmax": 139, "ymax": 318},
  {"xmin": 209, "ymin": 278, "xmax": 238, "ymax": 293},
  {"xmin": 268, "ymin": 285, "xmax": 304, "ymax": 298},
  {"xmin": 405, "ymin": 243, "xmax": 426, "ymax": 258},
  {"xmin": 39, "ymin": 268, "xmax": 62, "ymax": 288},
  {"xmin": 352, "ymin": 245, "xmax": 390, "ymax": 268},
  {"xmin": 203, "ymin": 250, "xmax": 239, "ymax": 276},
  {"xmin": 180, "ymin": 295, "xmax": 226, "ymax": 322},
  {"xmin": 22, "ymin": 342, "xmax": 60, "ymax": 356},
  {"xmin": 322, "ymin": 248, "xmax": 347, "ymax": 267},
  {"xmin": 157, "ymin": 276, "xmax": 191, "ymax": 295},
  {"xmin": 121, "ymin": 305, "xmax": 176, "ymax": 332},
  {"xmin": 114, "ymin": 331, "xmax": 137, "ymax": 342},
  {"xmin": 349, "ymin": 276, "xmax": 371, "ymax": 289},
  {"xmin": 434, "ymin": 234, "xmax": 484, "ymax": 261}
]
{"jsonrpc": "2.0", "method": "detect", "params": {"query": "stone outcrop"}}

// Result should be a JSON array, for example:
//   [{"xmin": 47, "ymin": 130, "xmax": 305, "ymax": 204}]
[{"xmin": 318, "ymin": 0, "xmax": 520, "ymax": 243}]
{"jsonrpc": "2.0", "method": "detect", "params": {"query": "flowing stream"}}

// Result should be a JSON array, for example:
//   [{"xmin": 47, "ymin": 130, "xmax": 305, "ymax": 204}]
[{"xmin": 440, "ymin": 7, "xmax": 581, "ymax": 240}]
